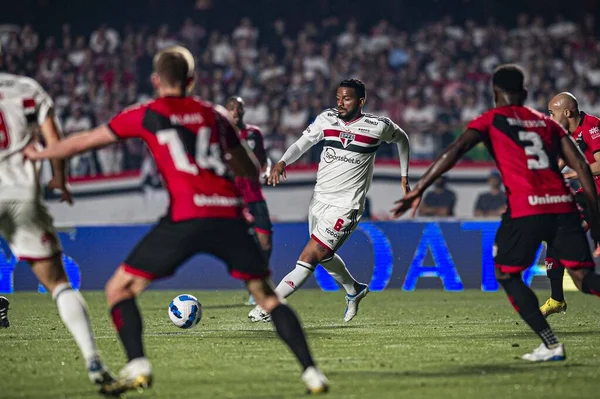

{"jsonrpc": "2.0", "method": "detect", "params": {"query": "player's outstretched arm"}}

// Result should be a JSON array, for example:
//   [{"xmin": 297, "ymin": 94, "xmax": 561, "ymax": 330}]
[
  {"xmin": 391, "ymin": 128, "xmax": 481, "ymax": 218},
  {"xmin": 25, "ymin": 125, "xmax": 117, "ymax": 161},
  {"xmin": 267, "ymin": 135, "xmax": 315, "ymax": 186},
  {"xmin": 225, "ymin": 143, "xmax": 260, "ymax": 178}
]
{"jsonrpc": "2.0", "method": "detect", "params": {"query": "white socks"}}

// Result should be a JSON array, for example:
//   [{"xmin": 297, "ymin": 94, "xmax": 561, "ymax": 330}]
[
  {"xmin": 52, "ymin": 283, "xmax": 99, "ymax": 365},
  {"xmin": 274, "ymin": 255, "xmax": 359, "ymax": 298},
  {"xmin": 321, "ymin": 254, "xmax": 358, "ymax": 295},
  {"xmin": 275, "ymin": 261, "xmax": 315, "ymax": 298}
]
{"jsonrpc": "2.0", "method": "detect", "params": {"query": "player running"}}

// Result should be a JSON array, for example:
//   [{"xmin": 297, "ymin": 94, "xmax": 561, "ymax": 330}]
[
  {"xmin": 249, "ymin": 79, "xmax": 410, "ymax": 323},
  {"xmin": 541, "ymin": 92, "xmax": 600, "ymax": 317},
  {"xmin": 392, "ymin": 65, "xmax": 600, "ymax": 362},
  {"xmin": 0, "ymin": 71, "xmax": 114, "ymax": 384},
  {"xmin": 25, "ymin": 46, "xmax": 329, "ymax": 396},
  {"xmin": 226, "ymin": 96, "xmax": 273, "ymax": 306}
]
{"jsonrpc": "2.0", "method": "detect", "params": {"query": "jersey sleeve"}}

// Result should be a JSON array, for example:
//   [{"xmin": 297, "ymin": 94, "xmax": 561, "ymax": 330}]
[
  {"xmin": 107, "ymin": 105, "xmax": 146, "ymax": 139},
  {"xmin": 585, "ymin": 119, "xmax": 600, "ymax": 154},
  {"xmin": 33, "ymin": 86, "xmax": 54, "ymax": 126},
  {"xmin": 301, "ymin": 113, "xmax": 326, "ymax": 143},
  {"xmin": 245, "ymin": 128, "xmax": 268, "ymax": 166},
  {"xmin": 380, "ymin": 117, "xmax": 407, "ymax": 143},
  {"xmin": 466, "ymin": 110, "xmax": 493, "ymax": 135}
]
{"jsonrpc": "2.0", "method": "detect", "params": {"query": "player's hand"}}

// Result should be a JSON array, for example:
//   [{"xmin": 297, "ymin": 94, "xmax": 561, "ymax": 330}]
[
  {"xmin": 23, "ymin": 143, "xmax": 41, "ymax": 160},
  {"xmin": 267, "ymin": 161, "xmax": 287, "ymax": 186},
  {"xmin": 563, "ymin": 170, "xmax": 578, "ymax": 179},
  {"xmin": 594, "ymin": 243, "xmax": 600, "ymax": 258},
  {"xmin": 401, "ymin": 176, "xmax": 410, "ymax": 194},
  {"xmin": 390, "ymin": 189, "xmax": 422, "ymax": 218},
  {"xmin": 48, "ymin": 178, "xmax": 74, "ymax": 205}
]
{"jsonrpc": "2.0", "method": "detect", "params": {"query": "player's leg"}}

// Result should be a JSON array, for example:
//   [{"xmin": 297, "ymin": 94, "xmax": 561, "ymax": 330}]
[
  {"xmin": 9, "ymin": 201, "xmax": 114, "ymax": 384},
  {"xmin": 541, "ymin": 255, "xmax": 567, "ymax": 317},
  {"xmin": 494, "ymin": 215, "xmax": 564, "ymax": 361},
  {"xmin": 100, "ymin": 217, "xmax": 198, "ymax": 395},
  {"xmin": 0, "ymin": 296, "xmax": 8, "ymax": 328},
  {"xmin": 551, "ymin": 212, "xmax": 600, "ymax": 296},
  {"xmin": 0, "ymin": 209, "xmax": 11, "ymax": 328},
  {"xmin": 215, "ymin": 219, "xmax": 328, "ymax": 393},
  {"xmin": 246, "ymin": 201, "xmax": 273, "ymax": 306}
]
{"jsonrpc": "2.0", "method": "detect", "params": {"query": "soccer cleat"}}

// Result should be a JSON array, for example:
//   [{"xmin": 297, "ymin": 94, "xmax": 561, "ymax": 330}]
[
  {"xmin": 248, "ymin": 305, "xmax": 271, "ymax": 322},
  {"xmin": 246, "ymin": 294, "xmax": 257, "ymax": 306},
  {"xmin": 87, "ymin": 356, "xmax": 116, "ymax": 385},
  {"xmin": 0, "ymin": 296, "xmax": 9, "ymax": 328},
  {"xmin": 343, "ymin": 284, "xmax": 369, "ymax": 322},
  {"xmin": 540, "ymin": 298, "xmax": 567, "ymax": 318},
  {"xmin": 302, "ymin": 366, "xmax": 329, "ymax": 394},
  {"xmin": 98, "ymin": 357, "xmax": 153, "ymax": 396},
  {"xmin": 522, "ymin": 343, "xmax": 566, "ymax": 362}
]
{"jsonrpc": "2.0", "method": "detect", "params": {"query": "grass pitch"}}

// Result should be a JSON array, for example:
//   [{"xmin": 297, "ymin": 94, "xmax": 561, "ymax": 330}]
[{"xmin": 1, "ymin": 289, "xmax": 599, "ymax": 399}]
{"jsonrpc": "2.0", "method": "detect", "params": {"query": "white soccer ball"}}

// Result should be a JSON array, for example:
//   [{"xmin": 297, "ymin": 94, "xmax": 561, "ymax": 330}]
[{"xmin": 168, "ymin": 294, "xmax": 202, "ymax": 329}]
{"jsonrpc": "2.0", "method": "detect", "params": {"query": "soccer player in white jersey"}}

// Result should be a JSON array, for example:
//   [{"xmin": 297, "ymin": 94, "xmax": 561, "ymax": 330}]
[
  {"xmin": 0, "ymin": 69, "xmax": 114, "ymax": 386},
  {"xmin": 249, "ymin": 79, "xmax": 410, "ymax": 322}
]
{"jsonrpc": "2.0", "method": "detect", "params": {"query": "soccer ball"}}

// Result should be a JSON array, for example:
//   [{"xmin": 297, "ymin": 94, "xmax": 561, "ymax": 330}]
[{"xmin": 168, "ymin": 294, "xmax": 202, "ymax": 329}]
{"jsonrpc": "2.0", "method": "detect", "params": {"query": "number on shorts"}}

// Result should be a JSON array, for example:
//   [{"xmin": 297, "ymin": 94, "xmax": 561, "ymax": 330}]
[
  {"xmin": 518, "ymin": 130, "xmax": 549, "ymax": 170},
  {"xmin": 157, "ymin": 127, "xmax": 226, "ymax": 176},
  {"xmin": 334, "ymin": 218, "xmax": 345, "ymax": 232},
  {"xmin": 0, "ymin": 109, "xmax": 11, "ymax": 150}
]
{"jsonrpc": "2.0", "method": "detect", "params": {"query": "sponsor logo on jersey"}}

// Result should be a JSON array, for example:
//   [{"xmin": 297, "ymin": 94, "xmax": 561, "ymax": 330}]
[
  {"xmin": 340, "ymin": 132, "xmax": 355, "ymax": 148},
  {"xmin": 590, "ymin": 127, "xmax": 600, "ymax": 139},
  {"xmin": 507, "ymin": 118, "xmax": 546, "ymax": 128},
  {"xmin": 170, "ymin": 113, "xmax": 204, "ymax": 125},
  {"xmin": 358, "ymin": 128, "xmax": 370, "ymax": 133},
  {"xmin": 527, "ymin": 194, "xmax": 572, "ymax": 206},
  {"xmin": 323, "ymin": 148, "xmax": 361, "ymax": 165},
  {"xmin": 364, "ymin": 118, "xmax": 378, "ymax": 126},
  {"xmin": 193, "ymin": 194, "xmax": 243, "ymax": 207}
]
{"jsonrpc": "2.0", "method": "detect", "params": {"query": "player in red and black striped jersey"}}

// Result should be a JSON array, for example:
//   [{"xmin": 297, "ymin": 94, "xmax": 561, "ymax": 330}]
[
  {"xmin": 25, "ymin": 46, "xmax": 328, "ymax": 395},
  {"xmin": 541, "ymin": 93, "xmax": 600, "ymax": 316},
  {"xmin": 392, "ymin": 65, "xmax": 600, "ymax": 362},
  {"xmin": 226, "ymin": 96, "xmax": 273, "ymax": 306}
]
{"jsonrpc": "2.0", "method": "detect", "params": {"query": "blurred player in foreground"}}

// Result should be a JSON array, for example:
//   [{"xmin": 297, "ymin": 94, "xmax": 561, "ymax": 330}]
[
  {"xmin": 249, "ymin": 79, "xmax": 410, "ymax": 322},
  {"xmin": 25, "ymin": 46, "xmax": 329, "ymax": 395},
  {"xmin": 392, "ymin": 65, "xmax": 600, "ymax": 362},
  {"xmin": 541, "ymin": 92, "xmax": 600, "ymax": 316},
  {"xmin": 226, "ymin": 96, "xmax": 272, "ymax": 306},
  {"xmin": 0, "ymin": 64, "xmax": 113, "ymax": 384}
]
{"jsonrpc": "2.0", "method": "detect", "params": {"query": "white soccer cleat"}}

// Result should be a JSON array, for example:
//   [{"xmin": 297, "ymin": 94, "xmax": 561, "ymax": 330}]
[
  {"xmin": 302, "ymin": 366, "xmax": 329, "ymax": 394},
  {"xmin": 343, "ymin": 284, "xmax": 369, "ymax": 322},
  {"xmin": 521, "ymin": 343, "xmax": 566, "ymax": 362},
  {"xmin": 248, "ymin": 305, "xmax": 271, "ymax": 322}
]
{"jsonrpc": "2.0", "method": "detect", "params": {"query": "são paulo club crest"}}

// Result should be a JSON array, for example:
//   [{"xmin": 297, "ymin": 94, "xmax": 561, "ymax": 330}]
[{"xmin": 340, "ymin": 132, "xmax": 355, "ymax": 148}]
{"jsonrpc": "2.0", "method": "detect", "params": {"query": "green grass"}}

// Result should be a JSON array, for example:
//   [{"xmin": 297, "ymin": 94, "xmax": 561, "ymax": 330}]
[{"xmin": 1, "ymin": 289, "xmax": 599, "ymax": 399}]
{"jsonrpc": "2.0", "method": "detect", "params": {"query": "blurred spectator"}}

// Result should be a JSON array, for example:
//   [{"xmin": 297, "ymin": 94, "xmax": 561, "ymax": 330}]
[
  {"xmin": 473, "ymin": 171, "xmax": 507, "ymax": 218},
  {"xmin": 418, "ymin": 176, "xmax": 456, "ymax": 217},
  {"xmin": 63, "ymin": 107, "xmax": 97, "ymax": 177}
]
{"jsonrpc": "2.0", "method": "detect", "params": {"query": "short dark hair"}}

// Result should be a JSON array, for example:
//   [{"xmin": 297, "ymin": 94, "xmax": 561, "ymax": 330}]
[
  {"xmin": 153, "ymin": 50, "xmax": 189, "ymax": 88},
  {"xmin": 492, "ymin": 64, "xmax": 525, "ymax": 93},
  {"xmin": 226, "ymin": 96, "xmax": 244, "ymax": 105},
  {"xmin": 339, "ymin": 79, "xmax": 366, "ymax": 99}
]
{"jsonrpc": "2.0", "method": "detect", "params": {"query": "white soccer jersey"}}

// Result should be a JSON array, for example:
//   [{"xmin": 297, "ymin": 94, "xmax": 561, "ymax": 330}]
[
  {"xmin": 303, "ymin": 109, "xmax": 408, "ymax": 209},
  {"xmin": 0, "ymin": 73, "xmax": 53, "ymax": 201}
]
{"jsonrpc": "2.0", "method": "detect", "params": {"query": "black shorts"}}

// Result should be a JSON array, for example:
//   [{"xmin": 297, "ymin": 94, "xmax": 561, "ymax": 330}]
[
  {"xmin": 123, "ymin": 217, "xmax": 270, "ymax": 281},
  {"xmin": 494, "ymin": 212, "xmax": 594, "ymax": 273},
  {"xmin": 247, "ymin": 201, "xmax": 273, "ymax": 235}
]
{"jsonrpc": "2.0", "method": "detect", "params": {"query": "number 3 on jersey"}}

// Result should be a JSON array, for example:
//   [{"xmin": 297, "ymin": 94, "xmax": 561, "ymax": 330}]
[
  {"xmin": 157, "ymin": 127, "xmax": 226, "ymax": 176},
  {"xmin": 519, "ymin": 130, "xmax": 549, "ymax": 170}
]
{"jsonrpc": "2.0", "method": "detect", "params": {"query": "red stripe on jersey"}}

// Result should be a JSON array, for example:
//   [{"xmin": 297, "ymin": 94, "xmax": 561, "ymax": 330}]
[
  {"xmin": 323, "ymin": 129, "xmax": 379, "ymax": 145},
  {"xmin": 22, "ymin": 98, "xmax": 35, "ymax": 108}
]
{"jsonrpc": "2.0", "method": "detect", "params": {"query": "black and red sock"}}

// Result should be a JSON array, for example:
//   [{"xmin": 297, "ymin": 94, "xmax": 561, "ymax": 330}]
[
  {"xmin": 271, "ymin": 304, "xmax": 315, "ymax": 370},
  {"xmin": 111, "ymin": 298, "xmax": 145, "ymax": 361},
  {"xmin": 546, "ymin": 260, "xmax": 565, "ymax": 302},
  {"xmin": 499, "ymin": 274, "xmax": 558, "ymax": 347}
]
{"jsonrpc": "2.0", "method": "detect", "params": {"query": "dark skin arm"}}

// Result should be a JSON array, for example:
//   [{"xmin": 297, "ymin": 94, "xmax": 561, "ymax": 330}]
[
  {"xmin": 225, "ymin": 143, "xmax": 260, "ymax": 178},
  {"xmin": 560, "ymin": 135, "xmax": 600, "ymax": 248},
  {"xmin": 391, "ymin": 129, "xmax": 482, "ymax": 217}
]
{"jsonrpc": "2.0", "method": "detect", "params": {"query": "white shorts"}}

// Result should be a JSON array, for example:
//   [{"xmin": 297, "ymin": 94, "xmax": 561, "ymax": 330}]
[
  {"xmin": 308, "ymin": 198, "xmax": 362, "ymax": 253},
  {"xmin": 0, "ymin": 201, "xmax": 62, "ymax": 261}
]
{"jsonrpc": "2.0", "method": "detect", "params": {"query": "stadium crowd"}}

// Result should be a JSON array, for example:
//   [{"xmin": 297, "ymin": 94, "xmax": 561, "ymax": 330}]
[{"xmin": 0, "ymin": 13, "xmax": 599, "ymax": 177}]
